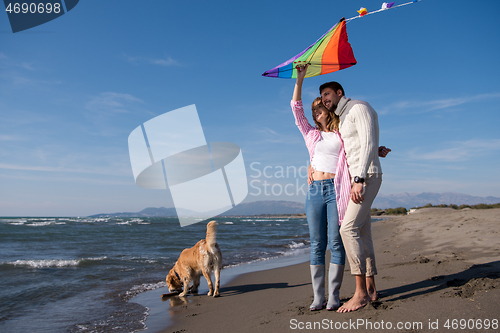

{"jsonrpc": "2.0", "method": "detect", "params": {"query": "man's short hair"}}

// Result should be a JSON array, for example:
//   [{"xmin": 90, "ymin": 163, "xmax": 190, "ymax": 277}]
[{"xmin": 319, "ymin": 81, "xmax": 345, "ymax": 96}]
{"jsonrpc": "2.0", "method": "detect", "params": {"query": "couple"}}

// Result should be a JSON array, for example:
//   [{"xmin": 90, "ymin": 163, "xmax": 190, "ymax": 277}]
[{"xmin": 291, "ymin": 65, "xmax": 388, "ymax": 313}]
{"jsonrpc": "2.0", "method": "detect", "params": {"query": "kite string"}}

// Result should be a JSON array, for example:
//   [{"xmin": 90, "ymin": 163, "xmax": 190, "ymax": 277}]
[
  {"xmin": 288, "ymin": 1, "xmax": 421, "ymax": 73},
  {"xmin": 345, "ymin": 0, "xmax": 420, "ymax": 23},
  {"xmin": 306, "ymin": 1, "xmax": 421, "ymax": 64}
]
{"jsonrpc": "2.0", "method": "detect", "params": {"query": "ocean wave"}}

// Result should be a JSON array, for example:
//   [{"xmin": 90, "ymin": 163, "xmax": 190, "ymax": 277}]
[
  {"xmin": 75, "ymin": 218, "xmax": 103, "ymax": 223},
  {"xmin": 221, "ymin": 221, "xmax": 234, "ymax": 225},
  {"xmin": 22, "ymin": 221, "xmax": 66, "ymax": 226},
  {"xmin": 93, "ymin": 218, "xmax": 111, "ymax": 222},
  {"xmin": 72, "ymin": 303, "xmax": 149, "ymax": 333},
  {"xmin": 223, "ymin": 256, "xmax": 274, "ymax": 268},
  {"xmin": 124, "ymin": 281, "xmax": 167, "ymax": 300},
  {"xmin": 126, "ymin": 257, "xmax": 158, "ymax": 264},
  {"xmin": 287, "ymin": 241, "xmax": 308, "ymax": 249},
  {"xmin": 25, "ymin": 222, "xmax": 56, "ymax": 227},
  {"xmin": 5, "ymin": 259, "xmax": 80, "ymax": 268},
  {"xmin": 112, "ymin": 218, "xmax": 150, "ymax": 225},
  {"xmin": 223, "ymin": 244, "xmax": 310, "ymax": 269},
  {"xmin": 2, "ymin": 257, "xmax": 107, "ymax": 268},
  {"xmin": 0, "ymin": 218, "xmax": 27, "ymax": 223}
]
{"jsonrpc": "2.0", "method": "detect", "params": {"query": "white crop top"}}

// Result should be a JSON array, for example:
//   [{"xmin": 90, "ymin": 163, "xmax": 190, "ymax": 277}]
[{"xmin": 311, "ymin": 132, "xmax": 341, "ymax": 174}]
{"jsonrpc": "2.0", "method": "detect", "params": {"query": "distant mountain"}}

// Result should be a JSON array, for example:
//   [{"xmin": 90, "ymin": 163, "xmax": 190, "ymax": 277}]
[
  {"xmin": 89, "ymin": 200, "xmax": 305, "ymax": 217},
  {"xmin": 373, "ymin": 192, "xmax": 500, "ymax": 209},
  {"xmin": 89, "ymin": 207, "xmax": 197, "ymax": 218},
  {"xmin": 89, "ymin": 193, "xmax": 500, "ymax": 217},
  {"xmin": 220, "ymin": 200, "xmax": 305, "ymax": 216}
]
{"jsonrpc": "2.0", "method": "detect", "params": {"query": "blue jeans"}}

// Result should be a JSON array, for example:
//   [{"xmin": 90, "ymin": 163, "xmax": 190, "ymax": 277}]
[{"xmin": 305, "ymin": 179, "xmax": 345, "ymax": 266}]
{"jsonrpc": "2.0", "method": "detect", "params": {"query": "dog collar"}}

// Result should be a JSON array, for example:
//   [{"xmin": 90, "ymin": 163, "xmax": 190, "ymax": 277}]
[{"xmin": 174, "ymin": 270, "xmax": 181, "ymax": 281}]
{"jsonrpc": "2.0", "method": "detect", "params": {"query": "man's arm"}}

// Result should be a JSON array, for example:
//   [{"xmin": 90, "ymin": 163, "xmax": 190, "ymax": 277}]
[
  {"xmin": 351, "ymin": 103, "xmax": 378, "ymax": 179},
  {"xmin": 350, "ymin": 103, "xmax": 378, "ymax": 203}
]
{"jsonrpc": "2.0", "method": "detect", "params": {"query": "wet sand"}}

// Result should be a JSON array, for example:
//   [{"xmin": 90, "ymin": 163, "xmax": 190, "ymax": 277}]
[{"xmin": 154, "ymin": 208, "xmax": 500, "ymax": 332}]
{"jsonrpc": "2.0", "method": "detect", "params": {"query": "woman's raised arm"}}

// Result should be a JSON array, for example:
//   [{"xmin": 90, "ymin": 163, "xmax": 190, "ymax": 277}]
[{"xmin": 292, "ymin": 64, "xmax": 308, "ymax": 101}]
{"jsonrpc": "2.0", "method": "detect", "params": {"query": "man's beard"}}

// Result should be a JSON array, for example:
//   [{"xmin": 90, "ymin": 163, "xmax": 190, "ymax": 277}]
[{"xmin": 327, "ymin": 104, "xmax": 337, "ymax": 112}]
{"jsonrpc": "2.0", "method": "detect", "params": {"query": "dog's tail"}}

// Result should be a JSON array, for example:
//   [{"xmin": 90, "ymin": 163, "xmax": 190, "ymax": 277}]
[{"xmin": 205, "ymin": 221, "xmax": 218, "ymax": 251}]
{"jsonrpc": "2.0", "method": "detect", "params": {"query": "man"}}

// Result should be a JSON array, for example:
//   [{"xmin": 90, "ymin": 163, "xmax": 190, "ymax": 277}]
[{"xmin": 320, "ymin": 81, "xmax": 383, "ymax": 313}]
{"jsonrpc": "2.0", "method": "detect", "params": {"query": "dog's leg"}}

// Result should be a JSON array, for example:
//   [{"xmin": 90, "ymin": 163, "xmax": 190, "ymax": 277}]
[
  {"xmin": 179, "ymin": 278, "xmax": 190, "ymax": 297},
  {"xmin": 213, "ymin": 266, "xmax": 221, "ymax": 297},
  {"xmin": 191, "ymin": 273, "xmax": 200, "ymax": 294},
  {"xmin": 202, "ymin": 270, "xmax": 214, "ymax": 296}
]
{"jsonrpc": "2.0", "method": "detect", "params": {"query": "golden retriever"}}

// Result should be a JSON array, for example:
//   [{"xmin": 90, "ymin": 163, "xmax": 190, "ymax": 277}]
[{"xmin": 166, "ymin": 221, "xmax": 222, "ymax": 297}]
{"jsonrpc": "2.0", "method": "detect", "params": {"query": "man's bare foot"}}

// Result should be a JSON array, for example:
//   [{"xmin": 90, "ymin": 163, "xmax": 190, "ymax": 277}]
[
  {"xmin": 337, "ymin": 294, "xmax": 369, "ymax": 313},
  {"xmin": 366, "ymin": 276, "xmax": 377, "ymax": 301},
  {"xmin": 367, "ymin": 289, "xmax": 378, "ymax": 301}
]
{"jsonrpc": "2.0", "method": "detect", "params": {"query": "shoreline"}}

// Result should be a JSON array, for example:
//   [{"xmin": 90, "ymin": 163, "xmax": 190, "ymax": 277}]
[
  {"xmin": 131, "ymin": 217, "xmax": 384, "ymax": 331},
  {"xmin": 132, "ymin": 247, "xmax": 312, "ymax": 332},
  {"xmin": 147, "ymin": 207, "xmax": 500, "ymax": 333}
]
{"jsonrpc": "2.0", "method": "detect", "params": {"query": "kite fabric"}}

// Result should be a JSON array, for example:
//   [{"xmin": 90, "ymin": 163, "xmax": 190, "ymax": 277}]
[
  {"xmin": 381, "ymin": 2, "xmax": 396, "ymax": 10},
  {"xmin": 357, "ymin": 8, "xmax": 368, "ymax": 16},
  {"xmin": 262, "ymin": 18, "xmax": 357, "ymax": 79}
]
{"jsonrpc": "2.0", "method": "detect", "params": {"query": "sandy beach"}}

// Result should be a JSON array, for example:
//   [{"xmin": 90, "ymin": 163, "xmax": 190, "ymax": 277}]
[{"xmin": 154, "ymin": 208, "xmax": 499, "ymax": 333}]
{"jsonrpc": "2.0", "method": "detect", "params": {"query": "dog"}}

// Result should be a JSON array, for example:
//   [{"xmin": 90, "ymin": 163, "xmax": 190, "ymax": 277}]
[{"xmin": 166, "ymin": 221, "xmax": 222, "ymax": 297}]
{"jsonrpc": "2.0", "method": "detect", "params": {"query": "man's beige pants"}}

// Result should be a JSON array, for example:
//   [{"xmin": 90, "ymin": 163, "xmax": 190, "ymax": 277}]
[{"xmin": 340, "ymin": 174, "xmax": 382, "ymax": 276}]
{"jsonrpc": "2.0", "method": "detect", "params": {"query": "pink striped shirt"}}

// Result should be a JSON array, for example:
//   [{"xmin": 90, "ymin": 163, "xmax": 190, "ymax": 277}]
[{"xmin": 291, "ymin": 100, "xmax": 351, "ymax": 225}]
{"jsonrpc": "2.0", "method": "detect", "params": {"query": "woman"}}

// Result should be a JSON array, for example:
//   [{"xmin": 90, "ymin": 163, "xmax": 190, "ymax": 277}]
[{"xmin": 291, "ymin": 65, "xmax": 351, "ymax": 311}]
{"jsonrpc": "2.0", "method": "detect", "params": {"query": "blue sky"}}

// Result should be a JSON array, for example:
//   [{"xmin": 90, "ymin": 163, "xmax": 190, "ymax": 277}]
[{"xmin": 1, "ymin": 0, "xmax": 499, "ymax": 216}]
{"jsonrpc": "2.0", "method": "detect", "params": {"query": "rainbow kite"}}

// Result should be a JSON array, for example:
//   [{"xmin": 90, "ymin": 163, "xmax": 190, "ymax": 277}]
[
  {"xmin": 262, "ymin": 18, "xmax": 356, "ymax": 79},
  {"xmin": 262, "ymin": 1, "xmax": 420, "ymax": 79}
]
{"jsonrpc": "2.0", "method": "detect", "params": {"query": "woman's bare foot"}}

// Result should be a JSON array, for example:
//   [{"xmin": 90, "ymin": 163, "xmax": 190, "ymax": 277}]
[{"xmin": 337, "ymin": 293, "xmax": 369, "ymax": 313}]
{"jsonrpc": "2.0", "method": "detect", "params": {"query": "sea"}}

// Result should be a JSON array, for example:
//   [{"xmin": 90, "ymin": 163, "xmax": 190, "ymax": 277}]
[{"xmin": 0, "ymin": 216, "xmax": 312, "ymax": 332}]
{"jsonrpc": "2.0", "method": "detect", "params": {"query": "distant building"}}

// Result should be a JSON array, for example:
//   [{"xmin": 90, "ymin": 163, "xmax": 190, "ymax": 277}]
[{"xmin": 407, "ymin": 209, "xmax": 418, "ymax": 215}]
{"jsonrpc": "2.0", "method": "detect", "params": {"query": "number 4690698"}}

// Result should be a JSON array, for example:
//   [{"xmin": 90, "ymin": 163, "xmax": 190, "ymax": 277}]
[
  {"xmin": 443, "ymin": 319, "xmax": 498, "ymax": 330},
  {"xmin": 5, "ymin": 2, "xmax": 61, "ymax": 14}
]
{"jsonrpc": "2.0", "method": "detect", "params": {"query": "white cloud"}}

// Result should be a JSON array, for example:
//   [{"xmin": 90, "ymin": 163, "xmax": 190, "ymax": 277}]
[
  {"xmin": 262, "ymin": 127, "xmax": 278, "ymax": 135},
  {"xmin": 123, "ymin": 54, "xmax": 180, "ymax": 67},
  {"xmin": 0, "ymin": 52, "xmax": 35, "ymax": 71},
  {"xmin": 85, "ymin": 92, "xmax": 144, "ymax": 114},
  {"xmin": 379, "ymin": 177, "xmax": 486, "ymax": 197},
  {"xmin": 0, "ymin": 161, "xmax": 130, "ymax": 177},
  {"xmin": 0, "ymin": 134, "xmax": 25, "ymax": 141},
  {"xmin": 0, "ymin": 72, "xmax": 33, "ymax": 85},
  {"xmin": 149, "ymin": 56, "xmax": 179, "ymax": 67},
  {"xmin": 409, "ymin": 138, "xmax": 500, "ymax": 162},
  {"xmin": 20, "ymin": 62, "xmax": 35, "ymax": 70},
  {"xmin": 0, "ymin": 171, "xmax": 132, "ymax": 186},
  {"xmin": 303, "ymin": 87, "xmax": 320, "ymax": 101},
  {"xmin": 380, "ymin": 93, "xmax": 500, "ymax": 114}
]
